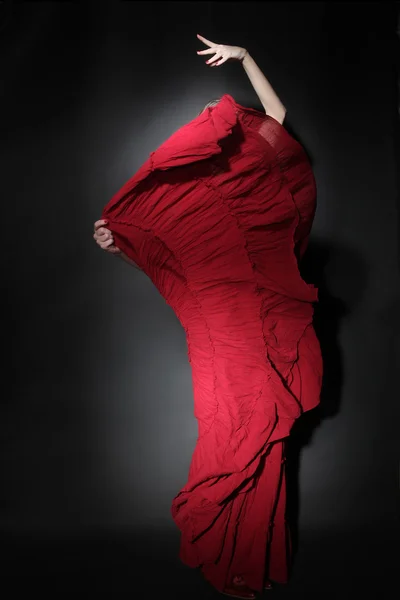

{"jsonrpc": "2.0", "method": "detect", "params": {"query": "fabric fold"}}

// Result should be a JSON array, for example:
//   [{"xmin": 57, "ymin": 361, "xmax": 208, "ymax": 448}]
[
  {"xmin": 100, "ymin": 93, "xmax": 322, "ymax": 593},
  {"xmin": 102, "ymin": 94, "xmax": 238, "ymax": 221}
]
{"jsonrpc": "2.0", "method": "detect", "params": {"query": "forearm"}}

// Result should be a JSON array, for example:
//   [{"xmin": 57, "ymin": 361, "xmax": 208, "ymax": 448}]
[
  {"xmin": 116, "ymin": 250, "xmax": 142, "ymax": 270},
  {"xmin": 241, "ymin": 51, "xmax": 286, "ymax": 122}
]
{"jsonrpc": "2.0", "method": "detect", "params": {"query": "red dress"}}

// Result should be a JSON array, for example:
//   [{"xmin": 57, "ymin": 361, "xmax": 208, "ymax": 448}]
[{"xmin": 101, "ymin": 94, "xmax": 323, "ymax": 592}]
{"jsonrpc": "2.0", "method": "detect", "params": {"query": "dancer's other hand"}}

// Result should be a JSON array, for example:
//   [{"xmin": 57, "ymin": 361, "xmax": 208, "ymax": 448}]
[
  {"xmin": 196, "ymin": 34, "xmax": 247, "ymax": 67},
  {"xmin": 93, "ymin": 219, "xmax": 121, "ymax": 254}
]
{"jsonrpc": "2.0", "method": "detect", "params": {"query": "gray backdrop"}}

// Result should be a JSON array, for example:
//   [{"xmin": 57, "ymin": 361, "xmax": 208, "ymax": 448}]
[{"xmin": 4, "ymin": 1, "xmax": 399, "ymax": 595}]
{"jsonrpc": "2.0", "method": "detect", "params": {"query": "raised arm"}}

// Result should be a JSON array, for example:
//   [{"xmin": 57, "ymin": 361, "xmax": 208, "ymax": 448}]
[
  {"xmin": 197, "ymin": 34, "xmax": 286, "ymax": 124},
  {"xmin": 240, "ymin": 51, "xmax": 286, "ymax": 123}
]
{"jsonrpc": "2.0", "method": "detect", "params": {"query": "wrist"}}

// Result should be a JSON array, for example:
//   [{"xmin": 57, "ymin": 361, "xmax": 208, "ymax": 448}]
[
  {"xmin": 240, "ymin": 50, "xmax": 250, "ymax": 68},
  {"xmin": 240, "ymin": 49, "xmax": 249, "ymax": 64},
  {"xmin": 111, "ymin": 248, "xmax": 123, "ymax": 257}
]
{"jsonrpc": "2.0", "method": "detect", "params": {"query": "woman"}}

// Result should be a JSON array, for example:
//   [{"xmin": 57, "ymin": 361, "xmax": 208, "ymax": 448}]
[{"xmin": 93, "ymin": 34, "xmax": 323, "ymax": 599}]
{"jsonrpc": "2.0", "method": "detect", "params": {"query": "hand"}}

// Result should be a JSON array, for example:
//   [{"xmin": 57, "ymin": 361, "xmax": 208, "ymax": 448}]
[
  {"xmin": 196, "ymin": 34, "xmax": 247, "ymax": 67},
  {"xmin": 93, "ymin": 219, "xmax": 121, "ymax": 255}
]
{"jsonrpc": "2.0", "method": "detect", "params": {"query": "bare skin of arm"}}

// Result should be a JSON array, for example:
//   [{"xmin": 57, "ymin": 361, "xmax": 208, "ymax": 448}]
[
  {"xmin": 241, "ymin": 51, "xmax": 286, "ymax": 123},
  {"xmin": 197, "ymin": 33, "xmax": 286, "ymax": 124}
]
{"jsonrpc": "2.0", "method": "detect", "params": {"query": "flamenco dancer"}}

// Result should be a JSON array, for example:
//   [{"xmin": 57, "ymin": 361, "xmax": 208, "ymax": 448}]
[{"xmin": 93, "ymin": 34, "xmax": 323, "ymax": 598}]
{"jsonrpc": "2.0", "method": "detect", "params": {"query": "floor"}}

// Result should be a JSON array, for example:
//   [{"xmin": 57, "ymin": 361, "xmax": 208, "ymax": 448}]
[{"xmin": 1, "ymin": 526, "xmax": 395, "ymax": 597}]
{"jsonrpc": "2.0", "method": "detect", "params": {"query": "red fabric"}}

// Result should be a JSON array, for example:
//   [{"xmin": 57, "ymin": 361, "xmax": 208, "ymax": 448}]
[{"xmin": 101, "ymin": 94, "xmax": 323, "ymax": 592}]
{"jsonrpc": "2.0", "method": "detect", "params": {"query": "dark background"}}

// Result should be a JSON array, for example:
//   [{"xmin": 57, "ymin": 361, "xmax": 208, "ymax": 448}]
[{"xmin": 3, "ymin": 1, "xmax": 399, "ymax": 596}]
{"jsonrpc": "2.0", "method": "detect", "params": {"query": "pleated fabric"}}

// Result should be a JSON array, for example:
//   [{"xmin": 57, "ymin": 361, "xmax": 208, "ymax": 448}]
[{"xmin": 101, "ymin": 94, "xmax": 323, "ymax": 592}]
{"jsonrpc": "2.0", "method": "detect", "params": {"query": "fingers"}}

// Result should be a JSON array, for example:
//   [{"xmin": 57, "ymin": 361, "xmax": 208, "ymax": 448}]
[
  {"xmin": 93, "ymin": 227, "xmax": 112, "ymax": 241},
  {"xmin": 94, "ymin": 235, "xmax": 113, "ymax": 248},
  {"xmin": 206, "ymin": 52, "xmax": 223, "ymax": 65},
  {"xmin": 211, "ymin": 56, "xmax": 229, "ymax": 67},
  {"xmin": 93, "ymin": 219, "xmax": 120, "ymax": 254},
  {"xmin": 197, "ymin": 33, "xmax": 217, "ymax": 47},
  {"xmin": 94, "ymin": 219, "xmax": 108, "ymax": 230},
  {"xmin": 95, "ymin": 234, "xmax": 110, "ymax": 244},
  {"xmin": 195, "ymin": 38, "xmax": 226, "ymax": 66},
  {"xmin": 93, "ymin": 224, "xmax": 115, "ymax": 245},
  {"xmin": 197, "ymin": 48, "xmax": 217, "ymax": 55},
  {"xmin": 96, "ymin": 226, "xmax": 111, "ymax": 238},
  {"xmin": 99, "ymin": 237, "xmax": 114, "ymax": 249},
  {"xmin": 97, "ymin": 237, "xmax": 119, "ymax": 252}
]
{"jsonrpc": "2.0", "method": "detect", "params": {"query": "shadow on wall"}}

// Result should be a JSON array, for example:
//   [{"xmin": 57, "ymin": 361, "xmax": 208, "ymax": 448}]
[{"xmin": 286, "ymin": 236, "xmax": 369, "ymax": 564}]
